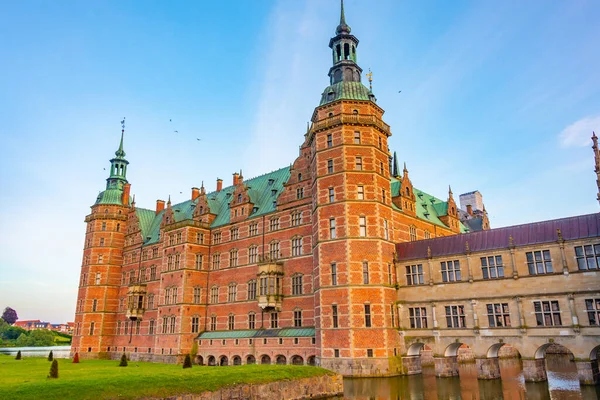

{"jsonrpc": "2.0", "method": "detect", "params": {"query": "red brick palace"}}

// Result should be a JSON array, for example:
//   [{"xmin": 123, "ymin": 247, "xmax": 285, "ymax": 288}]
[{"xmin": 73, "ymin": 2, "xmax": 572, "ymax": 377}]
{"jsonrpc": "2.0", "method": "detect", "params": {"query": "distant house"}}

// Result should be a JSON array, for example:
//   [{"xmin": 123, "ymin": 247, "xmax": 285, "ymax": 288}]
[{"xmin": 13, "ymin": 320, "xmax": 73, "ymax": 335}]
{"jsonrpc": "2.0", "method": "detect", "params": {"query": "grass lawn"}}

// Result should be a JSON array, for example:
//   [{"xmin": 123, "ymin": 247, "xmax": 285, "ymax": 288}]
[{"xmin": 0, "ymin": 355, "xmax": 333, "ymax": 400}]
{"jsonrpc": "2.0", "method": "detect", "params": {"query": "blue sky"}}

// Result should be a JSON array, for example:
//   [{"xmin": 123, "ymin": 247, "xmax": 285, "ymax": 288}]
[{"xmin": 0, "ymin": 0, "xmax": 598, "ymax": 323}]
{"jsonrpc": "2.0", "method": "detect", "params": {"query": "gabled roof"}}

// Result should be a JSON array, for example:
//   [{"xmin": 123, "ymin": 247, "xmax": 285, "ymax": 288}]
[{"xmin": 396, "ymin": 213, "xmax": 600, "ymax": 261}]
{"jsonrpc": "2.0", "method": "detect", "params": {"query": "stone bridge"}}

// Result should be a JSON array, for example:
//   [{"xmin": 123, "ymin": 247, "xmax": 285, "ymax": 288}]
[{"xmin": 400, "ymin": 329, "xmax": 600, "ymax": 385}]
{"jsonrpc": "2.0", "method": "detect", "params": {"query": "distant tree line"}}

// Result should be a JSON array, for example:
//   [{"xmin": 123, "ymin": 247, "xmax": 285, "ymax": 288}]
[{"xmin": 0, "ymin": 318, "xmax": 71, "ymax": 347}]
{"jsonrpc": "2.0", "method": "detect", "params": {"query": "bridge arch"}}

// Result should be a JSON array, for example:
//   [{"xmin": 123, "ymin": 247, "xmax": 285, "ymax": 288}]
[
  {"xmin": 534, "ymin": 343, "xmax": 573, "ymax": 360},
  {"xmin": 590, "ymin": 345, "xmax": 600, "ymax": 361},
  {"xmin": 407, "ymin": 343, "xmax": 425, "ymax": 357},
  {"xmin": 444, "ymin": 342, "xmax": 464, "ymax": 357}
]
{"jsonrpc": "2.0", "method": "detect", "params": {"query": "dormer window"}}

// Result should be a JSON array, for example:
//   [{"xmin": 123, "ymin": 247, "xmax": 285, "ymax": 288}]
[
  {"xmin": 237, "ymin": 194, "xmax": 242, "ymax": 203},
  {"xmin": 268, "ymin": 179, "xmax": 275, "ymax": 186}
]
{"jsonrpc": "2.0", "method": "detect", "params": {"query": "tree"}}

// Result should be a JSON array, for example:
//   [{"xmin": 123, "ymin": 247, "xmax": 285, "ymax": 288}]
[
  {"xmin": 2, "ymin": 307, "xmax": 17, "ymax": 325},
  {"xmin": 119, "ymin": 353, "xmax": 128, "ymax": 367},
  {"xmin": 48, "ymin": 350, "xmax": 54, "ymax": 361},
  {"xmin": 48, "ymin": 360, "xmax": 59, "ymax": 378},
  {"xmin": 15, "ymin": 350, "xmax": 21, "ymax": 360},
  {"xmin": 183, "ymin": 354, "xmax": 192, "ymax": 369},
  {"xmin": 72, "ymin": 352, "xmax": 80, "ymax": 363}
]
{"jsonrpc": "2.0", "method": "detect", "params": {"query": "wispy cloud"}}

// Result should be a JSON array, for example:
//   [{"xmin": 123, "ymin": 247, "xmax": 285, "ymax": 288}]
[{"xmin": 559, "ymin": 115, "xmax": 600, "ymax": 147}]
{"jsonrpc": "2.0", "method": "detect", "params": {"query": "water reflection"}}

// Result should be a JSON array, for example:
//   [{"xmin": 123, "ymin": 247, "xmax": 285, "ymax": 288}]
[{"xmin": 342, "ymin": 356, "xmax": 600, "ymax": 400}]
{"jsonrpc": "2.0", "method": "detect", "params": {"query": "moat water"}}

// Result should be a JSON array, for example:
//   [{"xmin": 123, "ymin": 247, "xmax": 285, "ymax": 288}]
[
  {"xmin": 0, "ymin": 345, "xmax": 71, "ymax": 358},
  {"xmin": 337, "ymin": 356, "xmax": 599, "ymax": 399}
]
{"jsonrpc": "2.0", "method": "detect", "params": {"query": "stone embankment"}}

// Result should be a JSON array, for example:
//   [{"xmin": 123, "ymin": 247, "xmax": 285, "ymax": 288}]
[{"xmin": 143, "ymin": 374, "xmax": 344, "ymax": 400}]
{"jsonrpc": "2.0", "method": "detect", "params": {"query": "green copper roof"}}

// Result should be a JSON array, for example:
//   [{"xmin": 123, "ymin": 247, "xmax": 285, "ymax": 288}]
[
  {"xmin": 198, "ymin": 327, "xmax": 315, "ymax": 340},
  {"xmin": 135, "ymin": 208, "xmax": 156, "ymax": 240},
  {"xmin": 319, "ymin": 81, "xmax": 374, "ymax": 106},
  {"xmin": 390, "ymin": 178, "xmax": 469, "ymax": 233},
  {"xmin": 95, "ymin": 188, "xmax": 125, "ymax": 205}
]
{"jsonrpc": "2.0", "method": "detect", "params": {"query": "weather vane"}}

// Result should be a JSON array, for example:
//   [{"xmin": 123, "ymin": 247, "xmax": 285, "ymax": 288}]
[
  {"xmin": 121, "ymin": 117, "xmax": 126, "ymax": 133},
  {"xmin": 366, "ymin": 69, "xmax": 373, "ymax": 91}
]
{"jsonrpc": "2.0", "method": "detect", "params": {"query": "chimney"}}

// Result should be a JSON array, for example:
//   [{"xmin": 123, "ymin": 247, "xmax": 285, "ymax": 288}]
[
  {"xmin": 156, "ymin": 199, "xmax": 165, "ymax": 215},
  {"xmin": 233, "ymin": 172, "xmax": 239, "ymax": 186},
  {"xmin": 216, "ymin": 178, "xmax": 223, "ymax": 192},
  {"xmin": 122, "ymin": 183, "xmax": 131, "ymax": 206},
  {"xmin": 466, "ymin": 204, "xmax": 473, "ymax": 216},
  {"xmin": 191, "ymin": 187, "xmax": 200, "ymax": 201}
]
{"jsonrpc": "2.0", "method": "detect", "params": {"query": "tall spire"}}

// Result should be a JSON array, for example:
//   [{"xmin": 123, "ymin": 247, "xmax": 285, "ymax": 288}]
[
  {"xmin": 115, "ymin": 117, "xmax": 126, "ymax": 159},
  {"xmin": 592, "ymin": 132, "xmax": 600, "ymax": 205},
  {"xmin": 106, "ymin": 118, "xmax": 129, "ymax": 190},
  {"xmin": 336, "ymin": 0, "xmax": 350, "ymax": 34},
  {"xmin": 392, "ymin": 151, "xmax": 400, "ymax": 177}
]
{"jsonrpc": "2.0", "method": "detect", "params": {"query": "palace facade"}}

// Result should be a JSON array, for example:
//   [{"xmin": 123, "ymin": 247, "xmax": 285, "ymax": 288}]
[{"xmin": 71, "ymin": 2, "xmax": 600, "ymax": 383}]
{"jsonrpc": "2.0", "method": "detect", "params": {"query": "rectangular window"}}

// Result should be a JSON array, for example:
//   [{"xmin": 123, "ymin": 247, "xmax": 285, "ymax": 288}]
[
  {"xmin": 212, "ymin": 253, "xmax": 220, "ymax": 270},
  {"xmin": 195, "ymin": 254, "xmax": 203, "ymax": 270},
  {"xmin": 269, "ymin": 218, "xmax": 280, "ymax": 231},
  {"xmin": 270, "ymin": 312, "xmax": 279, "ymax": 329},
  {"xmin": 98, "ymin": 254, "xmax": 103, "ymax": 264},
  {"xmin": 327, "ymin": 159, "xmax": 333, "ymax": 174},
  {"xmin": 259, "ymin": 277, "xmax": 267, "ymax": 296},
  {"xmin": 248, "ymin": 280, "xmax": 257, "ymax": 300},
  {"xmin": 150, "ymin": 266, "xmax": 157, "ymax": 280},
  {"xmin": 99, "ymin": 238, "xmax": 105, "ymax": 246},
  {"xmin": 359, "ymin": 216, "xmax": 367, "ymax": 237},
  {"xmin": 364, "ymin": 304, "xmax": 371, "ymax": 327},
  {"xmin": 95, "ymin": 273, "xmax": 101, "ymax": 285},
  {"xmin": 292, "ymin": 237, "xmax": 303, "ymax": 256},
  {"xmin": 228, "ymin": 314, "xmax": 235, "ymax": 330},
  {"xmin": 354, "ymin": 131, "xmax": 361, "ymax": 144},
  {"xmin": 196, "ymin": 233, "xmax": 204, "ymax": 244},
  {"xmin": 294, "ymin": 310, "xmax": 302, "ymax": 327},
  {"xmin": 269, "ymin": 242, "xmax": 280, "ymax": 260},
  {"xmin": 147, "ymin": 294, "xmax": 154, "ymax": 310},
  {"xmin": 210, "ymin": 287, "xmax": 219, "ymax": 304},
  {"xmin": 383, "ymin": 219, "xmax": 389, "ymax": 240},
  {"xmin": 248, "ymin": 313, "xmax": 256, "ymax": 329},
  {"xmin": 362, "ymin": 262, "xmax": 369, "ymax": 284},
  {"xmin": 441, "ymin": 260, "xmax": 461, "ymax": 282},
  {"xmin": 229, "ymin": 250, "xmax": 238, "ymax": 267},
  {"xmin": 162, "ymin": 318, "xmax": 168, "ymax": 334},
  {"xmin": 481, "ymin": 256, "xmax": 504, "ymax": 279},
  {"xmin": 331, "ymin": 263, "xmax": 337, "ymax": 286},
  {"xmin": 89, "ymin": 322, "xmax": 95, "ymax": 335},
  {"xmin": 585, "ymin": 299, "xmax": 600, "ymax": 326},
  {"xmin": 249, "ymin": 246, "xmax": 258, "ymax": 263},
  {"xmin": 409, "ymin": 226, "xmax": 416, "ymax": 242},
  {"xmin": 526, "ymin": 250, "xmax": 553, "ymax": 274},
  {"xmin": 406, "ymin": 264, "xmax": 424, "ymax": 285},
  {"xmin": 249, "ymin": 223, "xmax": 258, "ymax": 236},
  {"xmin": 329, "ymin": 218, "xmax": 336, "ymax": 239},
  {"xmin": 445, "ymin": 305, "xmax": 466, "ymax": 328},
  {"xmin": 486, "ymin": 303, "xmax": 511, "ymax": 327},
  {"xmin": 334, "ymin": 349, "xmax": 340, "ymax": 358},
  {"xmin": 390, "ymin": 304, "xmax": 396, "ymax": 327},
  {"xmin": 149, "ymin": 320, "xmax": 155, "ymax": 335},
  {"xmin": 367, "ymin": 349, "xmax": 373, "ymax": 358},
  {"xmin": 332, "ymin": 305, "xmax": 338, "ymax": 328},
  {"xmin": 176, "ymin": 232, "xmax": 182, "ymax": 244},
  {"xmin": 296, "ymin": 187, "xmax": 304, "ymax": 199},
  {"xmin": 230, "ymin": 228, "xmax": 239, "ymax": 241},
  {"xmin": 228, "ymin": 285, "xmax": 237, "ymax": 302},
  {"xmin": 213, "ymin": 232, "xmax": 222, "ymax": 244},
  {"xmin": 210, "ymin": 316, "xmax": 217, "ymax": 331},
  {"xmin": 327, "ymin": 134, "xmax": 332, "ymax": 148},
  {"xmin": 174, "ymin": 253, "xmax": 180, "ymax": 269},
  {"xmin": 291, "ymin": 212, "xmax": 301, "ymax": 226},
  {"xmin": 356, "ymin": 157, "xmax": 363, "ymax": 171},
  {"xmin": 382, "ymin": 189, "xmax": 386, "ymax": 203},
  {"xmin": 357, "ymin": 185, "xmax": 364, "ymax": 200},
  {"xmin": 167, "ymin": 255, "xmax": 173, "ymax": 270},
  {"xmin": 193, "ymin": 288, "xmax": 201, "ymax": 304},
  {"xmin": 388, "ymin": 264, "xmax": 393, "ymax": 284},
  {"xmin": 92, "ymin": 299, "xmax": 97, "ymax": 312},
  {"xmin": 329, "ymin": 187, "xmax": 334, "ymax": 202},
  {"xmin": 292, "ymin": 275, "xmax": 303, "ymax": 295},
  {"xmin": 534, "ymin": 300, "xmax": 562, "ymax": 326},
  {"xmin": 409, "ymin": 307, "xmax": 427, "ymax": 329},
  {"xmin": 191, "ymin": 317, "xmax": 199, "ymax": 333},
  {"xmin": 575, "ymin": 245, "xmax": 600, "ymax": 270}
]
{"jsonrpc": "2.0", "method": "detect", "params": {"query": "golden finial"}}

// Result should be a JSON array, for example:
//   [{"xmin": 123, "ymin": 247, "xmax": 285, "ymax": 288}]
[{"xmin": 366, "ymin": 69, "xmax": 373, "ymax": 91}]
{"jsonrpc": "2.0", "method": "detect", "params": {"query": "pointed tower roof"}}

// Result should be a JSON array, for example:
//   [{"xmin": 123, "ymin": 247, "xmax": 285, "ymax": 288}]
[
  {"xmin": 336, "ymin": 0, "xmax": 351, "ymax": 35},
  {"xmin": 95, "ymin": 120, "xmax": 131, "ymax": 206}
]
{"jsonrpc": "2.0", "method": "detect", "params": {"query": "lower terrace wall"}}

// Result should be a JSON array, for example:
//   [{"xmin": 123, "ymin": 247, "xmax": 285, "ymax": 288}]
[{"xmin": 141, "ymin": 374, "xmax": 344, "ymax": 400}]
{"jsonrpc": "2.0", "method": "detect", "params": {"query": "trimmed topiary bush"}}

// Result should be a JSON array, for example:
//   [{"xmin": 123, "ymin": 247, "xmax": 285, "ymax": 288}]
[
  {"xmin": 183, "ymin": 354, "xmax": 192, "ymax": 369},
  {"xmin": 48, "ymin": 350, "xmax": 53, "ymax": 362},
  {"xmin": 119, "ymin": 353, "xmax": 128, "ymax": 367},
  {"xmin": 15, "ymin": 350, "xmax": 21, "ymax": 360},
  {"xmin": 48, "ymin": 360, "xmax": 59, "ymax": 378},
  {"xmin": 72, "ymin": 352, "xmax": 80, "ymax": 363}
]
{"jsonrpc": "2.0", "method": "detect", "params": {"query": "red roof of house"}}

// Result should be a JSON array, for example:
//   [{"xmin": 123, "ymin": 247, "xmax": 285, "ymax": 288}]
[
  {"xmin": 396, "ymin": 213, "xmax": 600, "ymax": 261},
  {"xmin": 13, "ymin": 320, "xmax": 41, "ymax": 327}
]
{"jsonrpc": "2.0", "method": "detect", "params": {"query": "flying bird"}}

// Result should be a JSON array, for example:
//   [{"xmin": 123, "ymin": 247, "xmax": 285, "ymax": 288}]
[
  {"xmin": 196, "ymin": 138, "xmax": 201, "ymax": 141},
  {"xmin": 174, "ymin": 130, "xmax": 178, "ymax": 133},
  {"xmin": 169, "ymin": 119, "xmax": 172, "ymax": 122},
  {"xmin": 398, "ymin": 90, "xmax": 402, "ymax": 93}
]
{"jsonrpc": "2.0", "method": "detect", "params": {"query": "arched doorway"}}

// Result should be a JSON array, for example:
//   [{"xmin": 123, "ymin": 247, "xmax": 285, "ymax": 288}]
[
  {"xmin": 276, "ymin": 355, "xmax": 286, "ymax": 365},
  {"xmin": 246, "ymin": 355, "xmax": 256, "ymax": 364},
  {"xmin": 232, "ymin": 355, "xmax": 241, "ymax": 365},
  {"xmin": 261, "ymin": 355, "xmax": 271, "ymax": 365},
  {"xmin": 291, "ymin": 355, "xmax": 304, "ymax": 365},
  {"xmin": 195, "ymin": 355, "xmax": 204, "ymax": 365},
  {"xmin": 207, "ymin": 356, "xmax": 216, "ymax": 366},
  {"xmin": 219, "ymin": 355, "xmax": 228, "ymax": 366},
  {"xmin": 307, "ymin": 355, "xmax": 316, "ymax": 366}
]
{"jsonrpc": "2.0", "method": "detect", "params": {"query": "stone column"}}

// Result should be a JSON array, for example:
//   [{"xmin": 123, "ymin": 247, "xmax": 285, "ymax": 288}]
[
  {"xmin": 522, "ymin": 359, "xmax": 547, "ymax": 382},
  {"xmin": 427, "ymin": 247, "xmax": 434, "ymax": 285},
  {"xmin": 575, "ymin": 360, "xmax": 600, "ymax": 385},
  {"xmin": 567, "ymin": 294, "xmax": 580, "ymax": 328},
  {"xmin": 515, "ymin": 297, "xmax": 526, "ymax": 332},
  {"xmin": 465, "ymin": 242, "xmax": 473, "ymax": 283},
  {"xmin": 402, "ymin": 355, "xmax": 422, "ymax": 375},
  {"xmin": 471, "ymin": 300, "xmax": 479, "ymax": 330},
  {"xmin": 431, "ymin": 302, "xmax": 438, "ymax": 329},
  {"xmin": 476, "ymin": 357, "xmax": 501, "ymax": 380},
  {"xmin": 557, "ymin": 229, "xmax": 569, "ymax": 275},
  {"xmin": 508, "ymin": 235, "xmax": 518, "ymax": 278},
  {"xmin": 434, "ymin": 356, "xmax": 459, "ymax": 377}
]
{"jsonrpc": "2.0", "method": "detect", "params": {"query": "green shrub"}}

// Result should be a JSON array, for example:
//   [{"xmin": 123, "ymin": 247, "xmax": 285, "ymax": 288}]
[
  {"xmin": 183, "ymin": 354, "xmax": 192, "ymax": 369},
  {"xmin": 15, "ymin": 350, "xmax": 21, "ymax": 360},
  {"xmin": 48, "ymin": 360, "xmax": 59, "ymax": 378},
  {"xmin": 48, "ymin": 350, "xmax": 53, "ymax": 361},
  {"xmin": 72, "ymin": 352, "xmax": 80, "ymax": 363},
  {"xmin": 119, "ymin": 353, "xmax": 128, "ymax": 367}
]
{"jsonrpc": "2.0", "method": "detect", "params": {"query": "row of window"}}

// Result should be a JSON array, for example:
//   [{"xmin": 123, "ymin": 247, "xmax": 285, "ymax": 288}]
[
  {"xmin": 327, "ymin": 217, "xmax": 391, "ymax": 240},
  {"xmin": 404, "ymin": 246, "xmax": 599, "ymax": 285},
  {"xmin": 324, "ymin": 129, "xmax": 385, "ymax": 150},
  {"xmin": 327, "ymin": 262, "xmax": 396, "ymax": 286},
  {"xmin": 406, "ymin": 298, "xmax": 600, "ymax": 329}
]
